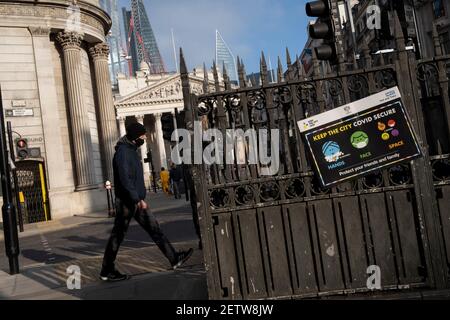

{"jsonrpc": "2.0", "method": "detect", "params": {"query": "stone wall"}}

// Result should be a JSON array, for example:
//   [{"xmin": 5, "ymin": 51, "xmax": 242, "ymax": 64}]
[
  {"xmin": 0, "ymin": 27, "xmax": 45, "ymax": 158},
  {"xmin": 0, "ymin": 27, "xmax": 108, "ymax": 223}
]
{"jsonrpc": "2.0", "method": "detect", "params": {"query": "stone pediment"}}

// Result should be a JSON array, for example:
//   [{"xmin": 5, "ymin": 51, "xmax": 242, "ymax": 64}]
[{"xmin": 115, "ymin": 74, "xmax": 217, "ymax": 108}]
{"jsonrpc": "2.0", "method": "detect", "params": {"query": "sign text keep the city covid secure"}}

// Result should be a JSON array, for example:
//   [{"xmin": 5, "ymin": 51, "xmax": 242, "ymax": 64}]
[{"xmin": 298, "ymin": 87, "xmax": 422, "ymax": 187}]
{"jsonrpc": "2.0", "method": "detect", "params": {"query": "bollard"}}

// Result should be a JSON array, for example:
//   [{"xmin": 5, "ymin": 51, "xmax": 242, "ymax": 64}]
[{"xmin": 105, "ymin": 180, "xmax": 115, "ymax": 217}]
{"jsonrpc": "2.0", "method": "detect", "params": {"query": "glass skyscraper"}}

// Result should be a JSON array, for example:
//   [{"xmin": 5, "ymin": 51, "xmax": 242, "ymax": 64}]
[
  {"xmin": 100, "ymin": 0, "xmax": 129, "ymax": 85},
  {"xmin": 216, "ymin": 30, "xmax": 238, "ymax": 83},
  {"xmin": 129, "ymin": 0, "xmax": 166, "ymax": 74}
]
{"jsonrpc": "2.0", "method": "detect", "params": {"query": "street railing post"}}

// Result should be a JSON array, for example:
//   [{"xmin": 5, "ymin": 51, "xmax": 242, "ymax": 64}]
[
  {"xmin": 7, "ymin": 121, "xmax": 24, "ymax": 232},
  {"xmin": 0, "ymin": 85, "xmax": 20, "ymax": 275}
]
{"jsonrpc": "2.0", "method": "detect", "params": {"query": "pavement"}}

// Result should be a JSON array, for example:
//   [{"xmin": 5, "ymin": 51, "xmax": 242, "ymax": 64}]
[{"xmin": 0, "ymin": 192, "xmax": 208, "ymax": 300}]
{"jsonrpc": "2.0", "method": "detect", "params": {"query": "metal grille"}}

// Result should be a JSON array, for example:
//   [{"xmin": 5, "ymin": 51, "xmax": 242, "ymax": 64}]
[
  {"xmin": 180, "ymin": 18, "xmax": 450, "ymax": 299},
  {"xmin": 15, "ymin": 160, "xmax": 51, "ymax": 224}
]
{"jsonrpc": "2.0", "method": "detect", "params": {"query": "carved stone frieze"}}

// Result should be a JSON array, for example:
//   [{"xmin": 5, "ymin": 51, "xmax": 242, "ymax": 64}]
[{"xmin": 0, "ymin": 3, "xmax": 105, "ymax": 33}]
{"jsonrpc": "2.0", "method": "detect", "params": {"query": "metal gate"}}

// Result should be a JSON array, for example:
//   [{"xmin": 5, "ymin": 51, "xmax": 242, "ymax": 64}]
[
  {"xmin": 15, "ymin": 160, "xmax": 51, "ymax": 224},
  {"xmin": 180, "ymin": 17, "xmax": 450, "ymax": 299}
]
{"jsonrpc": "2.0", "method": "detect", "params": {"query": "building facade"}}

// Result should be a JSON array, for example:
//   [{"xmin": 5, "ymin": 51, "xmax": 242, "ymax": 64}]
[
  {"xmin": 115, "ymin": 64, "xmax": 219, "ymax": 187},
  {"xmin": 0, "ymin": 0, "xmax": 117, "ymax": 222},
  {"xmin": 414, "ymin": 0, "xmax": 450, "ymax": 57},
  {"xmin": 342, "ymin": 0, "xmax": 450, "ymax": 60}
]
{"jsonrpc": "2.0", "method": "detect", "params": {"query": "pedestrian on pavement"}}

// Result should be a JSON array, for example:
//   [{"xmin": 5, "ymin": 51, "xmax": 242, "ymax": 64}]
[
  {"xmin": 169, "ymin": 163, "xmax": 183, "ymax": 199},
  {"xmin": 160, "ymin": 167, "xmax": 170, "ymax": 194},
  {"xmin": 100, "ymin": 122, "xmax": 193, "ymax": 282},
  {"xmin": 184, "ymin": 168, "xmax": 202, "ymax": 250}
]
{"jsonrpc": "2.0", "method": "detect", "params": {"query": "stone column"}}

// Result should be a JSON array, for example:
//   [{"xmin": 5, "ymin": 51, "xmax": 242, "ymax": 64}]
[
  {"xmin": 118, "ymin": 117, "xmax": 126, "ymax": 137},
  {"xmin": 136, "ymin": 115, "xmax": 151, "ymax": 188},
  {"xmin": 155, "ymin": 113, "xmax": 168, "ymax": 169},
  {"xmin": 56, "ymin": 31, "xmax": 97, "ymax": 191},
  {"xmin": 89, "ymin": 42, "xmax": 119, "ymax": 181}
]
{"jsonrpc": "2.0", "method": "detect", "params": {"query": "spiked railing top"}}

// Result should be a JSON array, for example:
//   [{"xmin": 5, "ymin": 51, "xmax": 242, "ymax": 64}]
[
  {"xmin": 203, "ymin": 62, "xmax": 209, "ymax": 94},
  {"xmin": 237, "ymin": 56, "xmax": 247, "ymax": 88},
  {"xmin": 240, "ymin": 58, "xmax": 247, "ymax": 76},
  {"xmin": 394, "ymin": 11, "xmax": 406, "ymax": 51},
  {"xmin": 260, "ymin": 51, "xmax": 268, "ymax": 85},
  {"xmin": 432, "ymin": 23, "xmax": 443, "ymax": 57},
  {"xmin": 296, "ymin": 54, "xmax": 303, "ymax": 79},
  {"xmin": 277, "ymin": 56, "xmax": 284, "ymax": 83},
  {"xmin": 222, "ymin": 62, "xmax": 230, "ymax": 90},
  {"xmin": 212, "ymin": 60, "xmax": 221, "ymax": 91},
  {"xmin": 180, "ymin": 48, "xmax": 187, "ymax": 75},
  {"xmin": 286, "ymin": 47, "xmax": 292, "ymax": 67}
]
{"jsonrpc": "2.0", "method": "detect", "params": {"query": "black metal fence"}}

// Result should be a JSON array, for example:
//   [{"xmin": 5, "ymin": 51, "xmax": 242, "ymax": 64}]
[{"xmin": 180, "ymin": 15, "xmax": 450, "ymax": 299}]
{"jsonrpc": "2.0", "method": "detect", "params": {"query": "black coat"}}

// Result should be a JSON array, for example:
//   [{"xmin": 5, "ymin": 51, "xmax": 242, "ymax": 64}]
[
  {"xmin": 113, "ymin": 137, "xmax": 146, "ymax": 204},
  {"xmin": 170, "ymin": 166, "xmax": 183, "ymax": 182}
]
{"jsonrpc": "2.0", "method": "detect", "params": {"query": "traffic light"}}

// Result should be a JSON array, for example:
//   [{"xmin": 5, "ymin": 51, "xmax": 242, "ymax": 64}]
[
  {"xmin": 306, "ymin": 0, "xmax": 338, "ymax": 64},
  {"xmin": 16, "ymin": 138, "xmax": 29, "ymax": 159}
]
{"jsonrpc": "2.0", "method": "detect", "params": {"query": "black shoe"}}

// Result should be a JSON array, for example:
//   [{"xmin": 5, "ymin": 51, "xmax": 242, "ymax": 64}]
[
  {"xmin": 172, "ymin": 248, "xmax": 194, "ymax": 270},
  {"xmin": 99, "ymin": 269, "xmax": 129, "ymax": 282}
]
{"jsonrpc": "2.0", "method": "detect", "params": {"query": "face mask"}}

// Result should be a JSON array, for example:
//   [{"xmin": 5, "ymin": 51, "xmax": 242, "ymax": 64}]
[
  {"xmin": 134, "ymin": 138, "xmax": 145, "ymax": 148},
  {"xmin": 355, "ymin": 142, "xmax": 367, "ymax": 149}
]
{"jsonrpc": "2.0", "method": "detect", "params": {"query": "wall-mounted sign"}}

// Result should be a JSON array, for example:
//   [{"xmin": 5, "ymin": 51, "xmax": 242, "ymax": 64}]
[
  {"xmin": 298, "ymin": 87, "xmax": 422, "ymax": 188},
  {"xmin": 11, "ymin": 100, "xmax": 26, "ymax": 108},
  {"xmin": 5, "ymin": 108, "xmax": 34, "ymax": 117},
  {"xmin": 28, "ymin": 136, "xmax": 44, "ymax": 143}
]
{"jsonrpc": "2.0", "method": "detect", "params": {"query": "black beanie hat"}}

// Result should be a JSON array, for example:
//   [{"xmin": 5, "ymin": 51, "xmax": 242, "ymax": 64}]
[{"xmin": 126, "ymin": 122, "xmax": 147, "ymax": 141}]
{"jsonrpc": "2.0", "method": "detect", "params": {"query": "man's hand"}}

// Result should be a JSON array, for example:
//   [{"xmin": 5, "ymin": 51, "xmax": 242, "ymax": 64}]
[{"xmin": 137, "ymin": 200, "xmax": 148, "ymax": 211}]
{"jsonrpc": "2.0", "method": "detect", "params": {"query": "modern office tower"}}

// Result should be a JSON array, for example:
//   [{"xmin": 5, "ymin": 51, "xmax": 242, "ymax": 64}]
[
  {"xmin": 216, "ymin": 30, "xmax": 238, "ymax": 83},
  {"xmin": 128, "ymin": 0, "xmax": 166, "ymax": 74},
  {"xmin": 122, "ymin": 7, "xmax": 140, "ymax": 75},
  {"xmin": 99, "ymin": 0, "xmax": 129, "ymax": 85}
]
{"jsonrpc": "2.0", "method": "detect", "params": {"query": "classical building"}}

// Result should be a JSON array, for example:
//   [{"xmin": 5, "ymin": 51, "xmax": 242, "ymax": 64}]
[
  {"xmin": 0, "ymin": 0, "xmax": 117, "ymax": 222},
  {"xmin": 115, "ymin": 63, "xmax": 220, "ymax": 186},
  {"xmin": 414, "ymin": 0, "xmax": 450, "ymax": 57},
  {"xmin": 342, "ymin": 0, "xmax": 450, "ymax": 60}
]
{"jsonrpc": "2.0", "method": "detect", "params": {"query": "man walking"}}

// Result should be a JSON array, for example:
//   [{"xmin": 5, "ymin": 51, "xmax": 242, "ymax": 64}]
[
  {"xmin": 100, "ymin": 122, "xmax": 193, "ymax": 282},
  {"xmin": 169, "ymin": 163, "xmax": 183, "ymax": 199}
]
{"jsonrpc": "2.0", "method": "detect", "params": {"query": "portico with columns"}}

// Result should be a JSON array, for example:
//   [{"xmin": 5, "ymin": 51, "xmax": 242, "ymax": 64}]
[{"xmin": 115, "ymin": 71, "xmax": 217, "ymax": 188}]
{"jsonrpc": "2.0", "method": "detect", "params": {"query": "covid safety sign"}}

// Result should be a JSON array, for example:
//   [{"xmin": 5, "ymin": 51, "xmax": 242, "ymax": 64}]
[{"xmin": 298, "ymin": 87, "xmax": 422, "ymax": 187}]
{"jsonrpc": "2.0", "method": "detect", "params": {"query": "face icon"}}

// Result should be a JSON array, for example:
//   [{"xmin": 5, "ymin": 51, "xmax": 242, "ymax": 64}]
[{"xmin": 351, "ymin": 131, "xmax": 369, "ymax": 149}]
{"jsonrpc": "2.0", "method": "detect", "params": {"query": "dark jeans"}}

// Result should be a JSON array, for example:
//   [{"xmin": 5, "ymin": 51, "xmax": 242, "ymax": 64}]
[
  {"xmin": 102, "ymin": 198, "xmax": 178, "ymax": 273},
  {"xmin": 172, "ymin": 180, "xmax": 182, "ymax": 199},
  {"xmin": 189, "ymin": 185, "xmax": 201, "ymax": 242}
]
